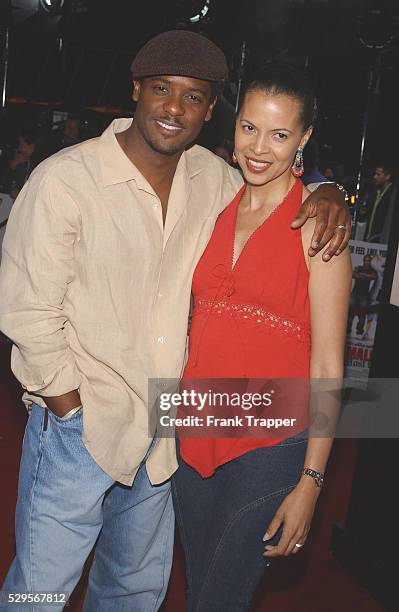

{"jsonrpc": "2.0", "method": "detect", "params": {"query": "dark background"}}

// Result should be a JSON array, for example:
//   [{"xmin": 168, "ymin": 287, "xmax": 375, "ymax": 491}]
[{"xmin": 1, "ymin": 0, "xmax": 399, "ymax": 183}]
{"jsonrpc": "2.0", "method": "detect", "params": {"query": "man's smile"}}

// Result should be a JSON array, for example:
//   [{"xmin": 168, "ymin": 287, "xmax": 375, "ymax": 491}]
[{"xmin": 155, "ymin": 119, "xmax": 184, "ymax": 134}]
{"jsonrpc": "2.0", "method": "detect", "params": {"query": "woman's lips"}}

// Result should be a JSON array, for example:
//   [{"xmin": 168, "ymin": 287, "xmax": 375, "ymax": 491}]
[{"xmin": 245, "ymin": 158, "xmax": 272, "ymax": 173}]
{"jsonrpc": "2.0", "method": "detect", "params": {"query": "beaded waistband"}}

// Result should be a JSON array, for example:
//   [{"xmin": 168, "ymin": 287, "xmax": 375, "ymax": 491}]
[{"xmin": 195, "ymin": 298, "xmax": 310, "ymax": 343}]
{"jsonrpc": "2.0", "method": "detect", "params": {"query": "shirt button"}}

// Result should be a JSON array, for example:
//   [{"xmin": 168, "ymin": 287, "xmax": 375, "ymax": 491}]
[{"xmin": 157, "ymin": 337, "xmax": 165, "ymax": 344}]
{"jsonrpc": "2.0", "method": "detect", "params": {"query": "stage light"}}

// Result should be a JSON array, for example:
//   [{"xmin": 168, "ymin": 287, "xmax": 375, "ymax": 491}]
[
  {"xmin": 39, "ymin": 0, "xmax": 65, "ymax": 14},
  {"xmin": 358, "ymin": 5, "xmax": 394, "ymax": 49},
  {"xmin": 189, "ymin": 0, "xmax": 211, "ymax": 24}
]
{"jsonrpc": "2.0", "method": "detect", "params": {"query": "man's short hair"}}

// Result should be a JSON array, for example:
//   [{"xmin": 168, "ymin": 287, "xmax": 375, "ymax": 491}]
[{"xmin": 376, "ymin": 163, "xmax": 397, "ymax": 180}]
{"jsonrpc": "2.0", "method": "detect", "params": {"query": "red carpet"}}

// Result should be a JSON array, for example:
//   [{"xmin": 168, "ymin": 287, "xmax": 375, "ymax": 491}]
[{"xmin": 0, "ymin": 340, "xmax": 383, "ymax": 611}]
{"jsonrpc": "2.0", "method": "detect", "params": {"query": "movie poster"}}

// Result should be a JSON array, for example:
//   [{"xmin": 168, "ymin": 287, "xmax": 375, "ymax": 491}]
[{"xmin": 345, "ymin": 239, "xmax": 387, "ymax": 385}]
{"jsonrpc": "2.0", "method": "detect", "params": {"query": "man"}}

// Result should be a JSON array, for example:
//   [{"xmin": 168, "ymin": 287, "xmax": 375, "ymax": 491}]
[
  {"xmin": 0, "ymin": 31, "xmax": 350, "ymax": 611},
  {"xmin": 347, "ymin": 254, "xmax": 377, "ymax": 337},
  {"xmin": 365, "ymin": 163, "xmax": 397, "ymax": 243}
]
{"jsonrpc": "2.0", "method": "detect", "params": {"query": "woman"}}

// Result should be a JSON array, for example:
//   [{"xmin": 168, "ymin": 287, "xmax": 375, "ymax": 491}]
[{"xmin": 172, "ymin": 64, "xmax": 352, "ymax": 611}]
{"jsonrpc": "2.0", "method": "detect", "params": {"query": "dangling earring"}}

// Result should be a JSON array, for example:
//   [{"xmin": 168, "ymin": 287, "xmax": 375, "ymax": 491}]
[
  {"xmin": 232, "ymin": 151, "xmax": 238, "ymax": 165},
  {"xmin": 292, "ymin": 148, "xmax": 304, "ymax": 177}
]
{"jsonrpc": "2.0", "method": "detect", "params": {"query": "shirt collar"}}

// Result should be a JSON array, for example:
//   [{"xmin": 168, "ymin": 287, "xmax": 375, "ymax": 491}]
[
  {"xmin": 99, "ymin": 118, "xmax": 148, "ymax": 189},
  {"xmin": 99, "ymin": 117, "xmax": 205, "ymax": 189}
]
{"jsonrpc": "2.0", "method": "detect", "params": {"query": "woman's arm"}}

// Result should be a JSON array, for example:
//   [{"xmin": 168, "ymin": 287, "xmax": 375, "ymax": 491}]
[
  {"xmin": 300, "ymin": 214, "xmax": 352, "ymax": 470},
  {"xmin": 263, "ymin": 214, "xmax": 352, "ymax": 558}
]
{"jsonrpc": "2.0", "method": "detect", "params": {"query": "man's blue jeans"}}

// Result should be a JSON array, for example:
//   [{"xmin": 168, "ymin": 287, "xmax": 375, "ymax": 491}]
[{"xmin": 0, "ymin": 404, "xmax": 174, "ymax": 612}]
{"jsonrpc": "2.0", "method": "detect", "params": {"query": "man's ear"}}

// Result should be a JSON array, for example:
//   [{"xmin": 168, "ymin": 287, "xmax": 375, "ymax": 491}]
[
  {"xmin": 132, "ymin": 80, "xmax": 142, "ymax": 103},
  {"xmin": 204, "ymin": 97, "xmax": 218, "ymax": 123}
]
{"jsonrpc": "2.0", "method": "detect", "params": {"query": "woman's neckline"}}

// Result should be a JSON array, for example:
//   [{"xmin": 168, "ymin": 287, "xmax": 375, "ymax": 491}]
[{"xmin": 231, "ymin": 179, "xmax": 300, "ymax": 271}]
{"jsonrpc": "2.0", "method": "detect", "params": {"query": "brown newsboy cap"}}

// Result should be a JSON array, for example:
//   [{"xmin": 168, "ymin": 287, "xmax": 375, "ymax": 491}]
[{"xmin": 131, "ymin": 30, "xmax": 228, "ymax": 84}]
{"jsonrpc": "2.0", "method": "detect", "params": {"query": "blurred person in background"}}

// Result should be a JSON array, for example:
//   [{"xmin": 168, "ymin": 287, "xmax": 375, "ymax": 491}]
[
  {"xmin": 63, "ymin": 116, "xmax": 82, "ymax": 146},
  {"xmin": 45, "ymin": 114, "xmax": 85, "ymax": 156},
  {"xmin": 320, "ymin": 164, "xmax": 336, "ymax": 181},
  {"xmin": 364, "ymin": 163, "xmax": 397, "ymax": 243},
  {"xmin": 2, "ymin": 127, "xmax": 44, "ymax": 199},
  {"xmin": 302, "ymin": 138, "xmax": 326, "ymax": 186},
  {"xmin": 213, "ymin": 139, "xmax": 234, "ymax": 164}
]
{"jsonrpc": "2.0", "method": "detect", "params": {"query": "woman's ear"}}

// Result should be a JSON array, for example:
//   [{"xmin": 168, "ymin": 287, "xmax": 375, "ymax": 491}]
[{"xmin": 300, "ymin": 126, "xmax": 313, "ymax": 150}]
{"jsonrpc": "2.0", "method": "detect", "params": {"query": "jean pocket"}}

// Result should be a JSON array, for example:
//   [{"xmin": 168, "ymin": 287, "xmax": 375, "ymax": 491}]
[{"xmin": 24, "ymin": 403, "xmax": 48, "ymax": 445}]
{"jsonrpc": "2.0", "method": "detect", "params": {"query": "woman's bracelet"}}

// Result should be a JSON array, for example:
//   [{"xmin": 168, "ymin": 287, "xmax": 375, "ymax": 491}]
[{"xmin": 302, "ymin": 467, "xmax": 324, "ymax": 488}]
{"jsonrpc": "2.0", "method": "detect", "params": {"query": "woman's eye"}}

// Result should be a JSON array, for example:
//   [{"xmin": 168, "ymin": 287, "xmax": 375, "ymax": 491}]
[
  {"xmin": 243, "ymin": 124, "xmax": 254, "ymax": 132},
  {"xmin": 275, "ymin": 132, "xmax": 288, "ymax": 140}
]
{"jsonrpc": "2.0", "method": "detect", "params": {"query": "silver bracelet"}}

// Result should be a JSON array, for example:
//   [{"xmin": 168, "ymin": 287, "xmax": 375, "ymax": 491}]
[
  {"xmin": 303, "ymin": 467, "xmax": 324, "ymax": 488},
  {"xmin": 322, "ymin": 181, "xmax": 349, "ymax": 202}
]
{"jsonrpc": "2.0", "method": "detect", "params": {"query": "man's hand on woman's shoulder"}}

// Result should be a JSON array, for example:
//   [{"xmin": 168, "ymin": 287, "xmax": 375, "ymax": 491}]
[{"xmin": 291, "ymin": 183, "xmax": 351, "ymax": 261}]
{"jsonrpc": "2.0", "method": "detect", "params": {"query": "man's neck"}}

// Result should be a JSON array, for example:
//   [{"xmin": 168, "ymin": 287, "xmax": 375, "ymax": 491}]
[
  {"xmin": 116, "ymin": 123, "xmax": 185, "ymax": 223},
  {"xmin": 378, "ymin": 181, "xmax": 391, "ymax": 194},
  {"xmin": 116, "ymin": 124, "xmax": 182, "ymax": 191}
]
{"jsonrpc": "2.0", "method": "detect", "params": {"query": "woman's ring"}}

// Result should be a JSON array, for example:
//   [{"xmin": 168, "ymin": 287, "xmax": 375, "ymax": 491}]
[
  {"xmin": 295, "ymin": 543, "xmax": 304, "ymax": 548},
  {"xmin": 335, "ymin": 224, "xmax": 346, "ymax": 231}
]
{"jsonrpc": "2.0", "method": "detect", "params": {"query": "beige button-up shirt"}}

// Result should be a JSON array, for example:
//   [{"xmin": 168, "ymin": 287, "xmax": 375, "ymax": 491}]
[{"xmin": 0, "ymin": 118, "xmax": 243, "ymax": 485}]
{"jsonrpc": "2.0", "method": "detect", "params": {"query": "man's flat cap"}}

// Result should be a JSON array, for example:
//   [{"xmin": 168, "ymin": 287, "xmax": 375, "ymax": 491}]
[{"xmin": 131, "ymin": 30, "xmax": 228, "ymax": 84}]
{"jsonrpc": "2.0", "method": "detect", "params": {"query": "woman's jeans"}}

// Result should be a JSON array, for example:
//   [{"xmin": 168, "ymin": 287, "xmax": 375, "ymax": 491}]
[
  {"xmin": 0, "ymin": 404, "xmax": 174, "ymax": 612},
  {"xmin": 172, "ymin": 435, "xmax": 307, "ymax": 612}
]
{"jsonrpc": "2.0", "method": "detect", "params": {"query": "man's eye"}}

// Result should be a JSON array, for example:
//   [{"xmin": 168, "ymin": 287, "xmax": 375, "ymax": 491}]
[
  {"xmin": 154, "ymin": 86, "xmax": 168, "ymax": 94},
  {"xmin": 188, "ymin": 95, "xmax": 202, "ymax": 103}
]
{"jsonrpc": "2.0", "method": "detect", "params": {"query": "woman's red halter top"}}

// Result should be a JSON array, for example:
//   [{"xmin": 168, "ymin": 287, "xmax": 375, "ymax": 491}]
[{"xmin": 179, "ymin": 179, "xmax": 311, "ymax": 477}]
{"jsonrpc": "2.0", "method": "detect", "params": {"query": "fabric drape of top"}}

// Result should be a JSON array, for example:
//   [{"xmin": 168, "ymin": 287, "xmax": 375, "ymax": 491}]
[
  {"xmin": 180, "ymin": 179, "xmax": 311, "ymax": 477},
  {"xmin": 0, "ymin": 118, "xmax": 243, "ymax": 485}
]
